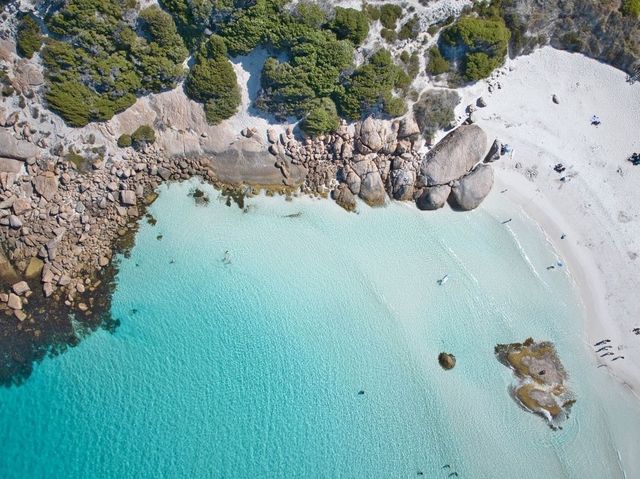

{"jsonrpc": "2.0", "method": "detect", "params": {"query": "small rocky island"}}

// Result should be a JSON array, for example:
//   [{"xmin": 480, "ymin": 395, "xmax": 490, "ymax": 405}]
[{"xmin": 495, "ymin": 338, "xmax": 576, "ymax": 429}]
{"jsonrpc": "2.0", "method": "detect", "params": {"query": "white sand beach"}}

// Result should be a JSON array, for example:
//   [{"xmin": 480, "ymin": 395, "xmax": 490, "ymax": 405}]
[{"xmin": 455, "ymin": 47, "xmax": 640, "ymax": 396}]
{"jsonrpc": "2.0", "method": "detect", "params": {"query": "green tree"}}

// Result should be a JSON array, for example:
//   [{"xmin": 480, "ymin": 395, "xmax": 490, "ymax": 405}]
[{"xmin": 379, "ymin": 4, "xmax": 402, "ymax": 30}]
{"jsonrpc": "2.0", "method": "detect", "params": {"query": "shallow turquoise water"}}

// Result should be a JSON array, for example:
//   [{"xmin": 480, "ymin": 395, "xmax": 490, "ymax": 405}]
[{"xmin": 1, "ymin": 180, "xmax": 638, "ymax": 478}]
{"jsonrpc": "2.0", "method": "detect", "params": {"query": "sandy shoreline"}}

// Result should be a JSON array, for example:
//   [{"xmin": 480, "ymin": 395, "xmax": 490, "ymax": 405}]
[{"xmin": 454, "ymin": 47, "xmax": 640, "ymax": 398}]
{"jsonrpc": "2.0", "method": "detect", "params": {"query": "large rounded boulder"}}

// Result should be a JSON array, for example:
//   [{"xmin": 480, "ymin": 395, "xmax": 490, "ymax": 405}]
[
  {"xmin": 359, "ymin": 170, "xmax": 386, "ymax": 206},
  {"xmin": 449, "ymin": 164, "xmax": 494, "ymax": 211},
  {"xmin": 415, "ymin": 185, "xmax": 451, "ymax": 210},
  {"xmin": 419, "ymin": 124, "xmax": 488, "ymax": 186}
]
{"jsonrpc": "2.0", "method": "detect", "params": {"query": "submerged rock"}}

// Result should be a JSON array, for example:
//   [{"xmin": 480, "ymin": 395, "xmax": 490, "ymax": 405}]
[
  {"xmin": 495, "ymin": 338, "xmax": 576, "ymax": 429},
  {"xmin": 438, "ymin": 352, "xmax": 456, "ymax": 370}
]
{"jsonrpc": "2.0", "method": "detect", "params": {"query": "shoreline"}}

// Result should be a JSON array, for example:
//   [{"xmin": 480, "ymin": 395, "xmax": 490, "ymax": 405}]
[
  {"xmin": 457, "ymin": 47, "xmax": 640, "ymax": 401},
  {"xmin": 494, "ymin": 171, "xmax": 640, "ymax": 400}
]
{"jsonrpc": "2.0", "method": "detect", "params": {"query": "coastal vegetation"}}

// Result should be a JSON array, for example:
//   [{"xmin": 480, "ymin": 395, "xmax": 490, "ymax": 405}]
[
  {"xmin": 621, "ymin": 0, "xmax": 640, "ymax": 18},
  {"xmin": 42, "ymin": 1, "xmax": 188, "ymax": 127},
  {"xmin": 301, "ymin": 97, "xmax": 340, "ymax": 135},
  {"xmin": 184, "ymin": 35, "xmax": 240, "ymax": 124},
  {"xmin": 16, "ymin": 14, "xmax": 42, "ymax": 59},
  {"xmin": 426, "ymin": 46, "xmax": 450, "ymax": 76},
  {"xmin": 440, "ymin": 16, "xmax": 510, "ymax": 81},
  {"xmin": 131, "ymin": 125, "xmax": 157, "ymax": 149},
  {"xmin": 412, "ymin": 90, "xmax": 459, "ymax": 143}
]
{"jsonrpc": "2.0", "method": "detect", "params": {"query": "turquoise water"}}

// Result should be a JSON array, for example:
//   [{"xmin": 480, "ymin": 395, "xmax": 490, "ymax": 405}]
[{"xmin": 1, "ymin": 179, "xmax": 638, "ymax": 478}]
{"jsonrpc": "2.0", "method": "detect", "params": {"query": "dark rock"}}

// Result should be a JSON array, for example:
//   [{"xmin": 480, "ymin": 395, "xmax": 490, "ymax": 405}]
[
  {"xmin": 483, "ymin": 139, "xmax": 502, "ymax": 163},
  {"xmin": 332, "ymin": 184, "xmax": 357, "ymax": 212},
  {"xmin": 438, "ymin": 352, "xmax": 456, "ymax": 370}
]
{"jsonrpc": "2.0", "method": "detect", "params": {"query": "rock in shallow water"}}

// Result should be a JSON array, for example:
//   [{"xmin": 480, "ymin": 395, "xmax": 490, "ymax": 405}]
[
  {"xmin": 495, "ymin": 338, "xmax": 576, "ymax": 429},
  {"xmin": 438, "ymin": 352, "xmax": 456, "ymax": 370},
  {"xmin": 416, "ymin": 185, "xmax": 451, "ymax": 211}
]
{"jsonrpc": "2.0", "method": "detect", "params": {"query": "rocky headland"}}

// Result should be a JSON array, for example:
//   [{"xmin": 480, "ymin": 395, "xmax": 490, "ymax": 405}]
[
  {"xmin": 495, "ymin": 338, "xmax": 576, "ymax": 429},
  {"xmin": 0, "ymin": 29, "xmax": 501, "ymax": 384}
]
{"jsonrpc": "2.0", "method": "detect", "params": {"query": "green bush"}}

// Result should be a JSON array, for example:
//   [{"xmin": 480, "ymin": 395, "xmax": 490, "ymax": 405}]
[
  {"xmin": 117, "ymin": 134, "xmax": 132, "ymax": 148},
  {"xmin": 380, "ymin": 28, "xmax": 397, "ymax": 43},
  {"xmin": 16, "ymin": 14, "xmax": 42, "ymax": 59},
  {"xmin": 413, "ymin": 89, "xmax": 460, "ymax": 142},
  {"xmin": 184, "ymin": 35, "xmax": 241, "ymax": 124},
  {"xmin": 364, "ymin": 4, "xmax": 380, "ymax": 21},
  {"xmin": 380, "ymin": 4, "xmax": 402, "ymax": 30},
  {"xmin": 302, "ymin": 98, "xmax": 340, "ymax": 135},
  {"xmin": 621, "ymin": 0, "xmax": 640, "ymax": 17},
  {"xmin": 330, "ymin": 7, "xmax": 369, "ymax": 45},
  {"xmin": 401, "ymin": 51, "xmax": 420, "ymax": 79},
  {"xmin": 294, "ymin": 1, "xmax": 327, "ymax": 29},
  {"xmin": 131, "ymin": 125, "xmax": 156, "ymax": 147},
  {"xmin": 426, "ymin": 46, "xmax": 450, "ymax": 75},
  {"xmin": 463, "ymin": 52, "xmax": 495, "ymax": 80},
  {"xmin": 398, "ymin": 15, "xmax": 418, "ymax": 41},
  {"xmin": 441, "ymin": 16, "xmax": 510, "ymax": 81},
  {"xmin": 335, "ymin": 49, "xmax": 407, "ymax": 120}
]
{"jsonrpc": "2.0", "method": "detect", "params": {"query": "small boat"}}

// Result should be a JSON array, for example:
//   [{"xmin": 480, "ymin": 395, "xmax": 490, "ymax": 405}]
[{"xmin": 437, "ymin": 274, "xmax": 449, "ymax": 286}]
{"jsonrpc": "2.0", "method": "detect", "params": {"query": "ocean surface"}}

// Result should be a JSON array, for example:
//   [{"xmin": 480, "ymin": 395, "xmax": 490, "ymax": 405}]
[{"xmin": 1, "ymin": 179, "xmax": 638, "ymax": 478}]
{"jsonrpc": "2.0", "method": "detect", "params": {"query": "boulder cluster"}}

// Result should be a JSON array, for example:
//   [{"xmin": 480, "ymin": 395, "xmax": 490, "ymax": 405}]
[
  {"xmin": 266, "ymin": 115, "xmax": 498, "ymax": 213},
  {"xmin": 0, "ymin": 106, "xmax": 229, "ymax": 322}
]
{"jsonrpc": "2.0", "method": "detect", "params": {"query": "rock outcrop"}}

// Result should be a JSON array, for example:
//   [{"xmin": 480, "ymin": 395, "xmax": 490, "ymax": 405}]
[
  {"xmin": 416, "ymin": 185, "xmax": 451, "ymax": 210},
  {"xmin": 449, "ymin": 164, "xmax": 494, "ymax": 211},
  {"xmin": 419, "ymin": 125, "xmax": 488, "ymax": 186},
  {"xmin": 0, "ymin": 130, "xmax": 39, "ymax": 161},
  {"xmin": 495, "ymin": 338, "xmax": 576, "ymax": 429}
]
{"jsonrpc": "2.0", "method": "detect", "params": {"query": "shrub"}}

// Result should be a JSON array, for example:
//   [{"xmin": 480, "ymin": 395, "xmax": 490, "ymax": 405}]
[
  {"xmin": 335, "ymin": 49, "xmax": 407, "ymax": 120},
  {"xmin": 365, "ymin": 4, "xmax": 380, "ymax": 21},
  {"xmin": 117, "ymin": 134, "xmax": 132, "ymax": 148},
  {"xmin": 294, "ymin": 1, "xmax": 327, "ymax": 29},
  {"xmin": 16, "ymin": 14, "xmax": 42, "ymax": 59},
  {"xmin": 184, "ymin": 35, "xmax": 240, "ymax": 125},
  {"xmin": 382, "ymin": 95, "xmax": 407, "ymax": 117},
  {"xmin": 441, "ymin": 16, "xmax": 510, "ymax": 81},
  {"xmin": 380, "ymin": 4, "xmax": 402, "ymax": 30},
  {"xmin": 330, "ymin": 7, "xmax": 369, "ymax": 45},
  {"xmin": 302, "ymin": 98, "xmax": 339, "ymax": 135},
  {"xmin": 381, "ymin": 28, "xmax": 397, "ymax": 43},
  {"xmin": 131, "ymin": 125, "xmax": 156, "ymax": 148},
  {"xmin": 426, "ymin": 46, "xmax": 450, "ymax": 75},
  {"xmin": 621, "ymin": 0, "xmax": 640, "ymax": 17},
  {"xmin": 398, "ymin": 15, "xmax": 419, "ymax": 41},
  {"xmin": 412, "ymin": 89, "xmax": 460, "ymax": 142}
]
